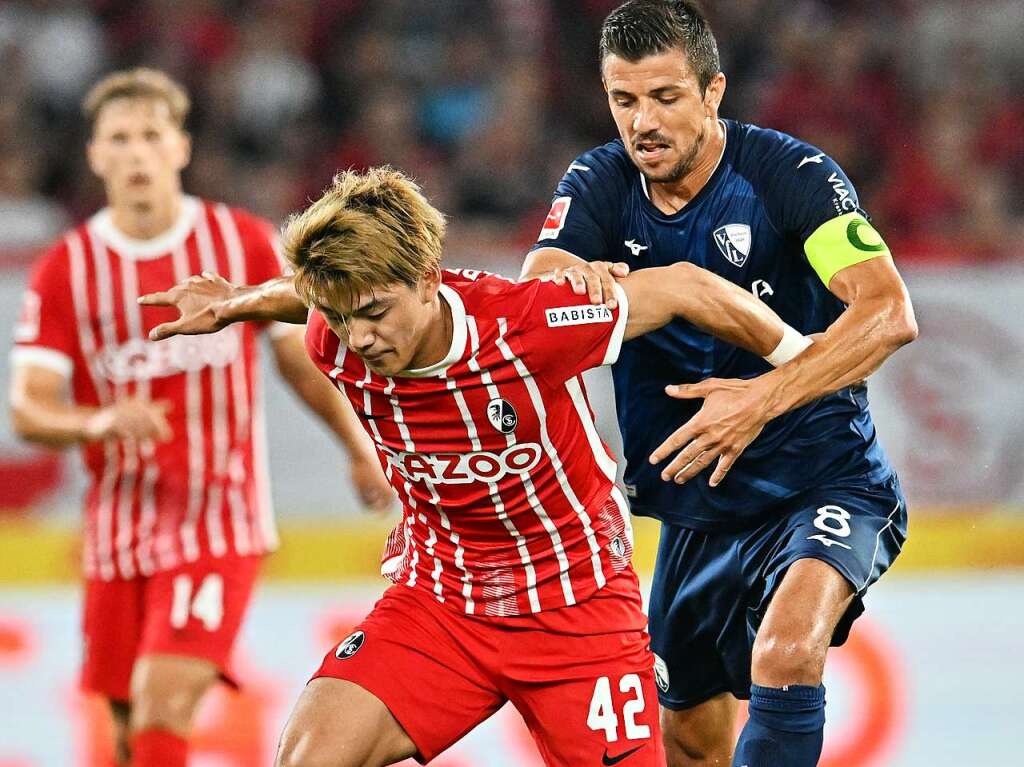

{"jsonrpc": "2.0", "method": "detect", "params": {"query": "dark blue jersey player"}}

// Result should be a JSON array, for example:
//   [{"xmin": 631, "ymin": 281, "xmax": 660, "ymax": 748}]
[{"xmin": 522, "ymin": 3, "xmax": 918, "ymax": 766}]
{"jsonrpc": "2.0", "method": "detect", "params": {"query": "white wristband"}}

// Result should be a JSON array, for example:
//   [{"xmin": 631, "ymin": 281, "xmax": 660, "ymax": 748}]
[{"xmin": 764, "ymin": 326, "xmax": 812, "ymax": 367}]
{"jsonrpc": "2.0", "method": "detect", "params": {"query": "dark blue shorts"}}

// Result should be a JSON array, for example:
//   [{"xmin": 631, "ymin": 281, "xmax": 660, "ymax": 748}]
[{"xmin": 647, "ymin": 474, "xmax": 907, "ymax": 710}]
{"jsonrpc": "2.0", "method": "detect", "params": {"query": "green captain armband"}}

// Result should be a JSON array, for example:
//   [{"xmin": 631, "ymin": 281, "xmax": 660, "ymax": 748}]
[{"xmin": 804, "ymin": 212, "xmax": 891, "ymax": 288}]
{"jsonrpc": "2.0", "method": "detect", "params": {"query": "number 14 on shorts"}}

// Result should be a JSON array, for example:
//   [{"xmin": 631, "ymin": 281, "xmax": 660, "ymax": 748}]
[
  {"xmin": 170, "ymin": 573, "xmax": 225, "ymax": 631},
  {"xmin": 587, "ymin": 673, "xmax": 650, "ymax": 743}
]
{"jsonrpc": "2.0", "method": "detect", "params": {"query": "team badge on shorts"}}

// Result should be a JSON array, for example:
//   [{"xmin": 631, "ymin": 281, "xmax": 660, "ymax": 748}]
[
  {"xmin": 653, "ymin": 653, "xmax": 671, "ymax": 693},
  {"xmin": 487, "ymin": 398, "xmax": 518, "ymax": 434},
  {"xmin": 610, "ymin": 536, "xmax": 626, "ymax": 558},
  {"xmin": 335, "ymin": 631, "xmax": 366, "ymax": 659},
  {"xmin": 713, "ymin": 223, "xmax": 752, "ymax": 267}
]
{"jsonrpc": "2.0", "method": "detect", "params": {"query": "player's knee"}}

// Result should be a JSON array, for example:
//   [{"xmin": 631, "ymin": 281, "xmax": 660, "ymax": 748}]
[
  {"xmin": 751, "ymin": 630, "xmax": 827, "ymax": 686},
  {"xmin": 129, "ymin": 656, "xmax": 218, "ymax": 733},
  {"xmin": 661, "ymin": 704, "xmax": 734, "ymax": 766},
  {"xmin": 275, "ymin": 729, "xmax": 382, "ymax": 767},
  {"xmin": 663, "ymin": 730, "xmax": 733, "ymax": 766}
]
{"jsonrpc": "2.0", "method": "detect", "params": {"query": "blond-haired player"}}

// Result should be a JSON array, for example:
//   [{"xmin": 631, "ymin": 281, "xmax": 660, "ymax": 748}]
[
  {"xmin": 9, "ymin": 69, "xmax": 392, "ymax": 767},
  {"xmin": 143, "ymin": 167, "xmax": 815, "ymax": 767}
]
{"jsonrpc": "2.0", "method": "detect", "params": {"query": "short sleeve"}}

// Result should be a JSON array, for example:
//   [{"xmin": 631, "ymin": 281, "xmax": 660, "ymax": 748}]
[
  {"xmin": 11, "ymin": 242, "xmax": 76, "ymax": 377},
  {"xmin": 757, "ymin": 134, "xmax": 865, "ymax": 245},
  {"xmin": 528, "ymin": 145, "xmax": 629, "ymax": 263},
  {"xmin": 755, "ymin": 130, "xmax": 891, "ymax": 286},
  {"xmin": 511, "ymin": 278, "xmax": 629, "ymax": 385}
]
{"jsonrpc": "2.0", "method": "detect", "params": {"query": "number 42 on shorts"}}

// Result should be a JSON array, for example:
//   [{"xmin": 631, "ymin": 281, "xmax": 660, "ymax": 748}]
[{"xmin": 587, "ymin": 673, "xmax": 650, "ymax": 742}]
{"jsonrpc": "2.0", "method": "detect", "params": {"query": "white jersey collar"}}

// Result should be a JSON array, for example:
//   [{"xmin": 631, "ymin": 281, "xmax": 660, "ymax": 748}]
[
  {"xmin": 89, "ymin": 196, "xmax": 201, "ymax": 260},
  {"xmin": 399, "ymin": 283, "xmax": 468, "ymax": 377}
]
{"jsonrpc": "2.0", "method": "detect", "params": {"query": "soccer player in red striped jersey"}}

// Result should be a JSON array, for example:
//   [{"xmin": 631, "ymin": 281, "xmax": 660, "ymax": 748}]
[
  {"xmin": 142, "ymin": 167, "xmax": 813, "ymax": 767},
  {"xmin": 7, "ymin": 69, "xmax": 393, "ymax": 767}
]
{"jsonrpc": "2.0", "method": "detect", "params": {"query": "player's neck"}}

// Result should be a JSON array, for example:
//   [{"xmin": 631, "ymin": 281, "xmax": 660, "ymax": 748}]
[
  {"xmin": 649, "ymin": 119, "xmax": 726, "ymax": 215},
  {"xmin": 408, "ymin": 293, "xmax": 453, "ymax": 370},
  {"xmin": 108, "ymin": 192, "xmax": 185, "ymax": 241}
]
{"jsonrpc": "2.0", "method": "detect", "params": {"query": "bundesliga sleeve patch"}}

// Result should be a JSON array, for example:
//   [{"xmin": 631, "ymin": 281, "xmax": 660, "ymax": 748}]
[
  {"xmin": 538, "ymin": 196, "xmax": 572, "ymax": 241},
  {"xmin": 805, "ymin": 212, "xmax": 891, "ymax": 287},
  {"xmin": 545, "ymin": 303, "xmax": 614, "ymax": 327}
]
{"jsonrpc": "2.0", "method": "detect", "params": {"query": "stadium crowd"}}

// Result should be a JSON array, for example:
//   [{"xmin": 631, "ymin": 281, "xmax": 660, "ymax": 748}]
[{"xmin": 1, "ymin": 0, "xmax": 1022, "ymax": 263}]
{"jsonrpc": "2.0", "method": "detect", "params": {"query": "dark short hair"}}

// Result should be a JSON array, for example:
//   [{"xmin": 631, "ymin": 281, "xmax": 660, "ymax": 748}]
[{"xmin": 600, "ymin": 0, "xmax": 721, "ymax": 92}]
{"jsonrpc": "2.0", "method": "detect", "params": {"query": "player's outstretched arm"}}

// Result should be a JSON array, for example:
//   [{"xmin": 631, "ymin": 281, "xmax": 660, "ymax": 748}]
[
  {"xmin": 647, "ymin": 256, "xmax": 916, "ymax": 487},
  {"xmin": 619, "ymin": 262, "xmax": 808, "ymax": 360},
  {"xmin": 138, "ymin": 272, "xmax": 308, "ymax": 341},
  {"xmin": 618, "ymin": 262, "xmax": 811, "ymax": 488}
]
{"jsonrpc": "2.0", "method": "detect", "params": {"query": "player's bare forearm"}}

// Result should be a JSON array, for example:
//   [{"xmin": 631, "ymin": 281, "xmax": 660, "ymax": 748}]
[
  {"xmin": 219, "ymin": 276, "xmax": 308, "ymax": 325},
  {"xmin": 9, "ymin": 365, "xmax": 172, "ymax": 447},
  {"xmin": 621, "ymin": 262, "xmax": 790, "ymax": 356},
  {"xmin": 11, "ymin": 395, "xmax": 97, "ymax": 447},
  {"xmin": 141, "ymin": 273, "xmax": 307, "ymax": 341},
  {"xmin": 754, "ymin": 257, "xmax": 917, "ymax": 419}
]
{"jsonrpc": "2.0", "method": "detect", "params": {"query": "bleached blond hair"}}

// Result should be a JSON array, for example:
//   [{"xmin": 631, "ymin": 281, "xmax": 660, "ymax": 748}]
[
  {"xmin": 283, "ymin": 167, "xmax": 446, "ymax": 308},
  {"xmin": 83, "ymin": 68, "xmax": 191, "ymax": 129}
]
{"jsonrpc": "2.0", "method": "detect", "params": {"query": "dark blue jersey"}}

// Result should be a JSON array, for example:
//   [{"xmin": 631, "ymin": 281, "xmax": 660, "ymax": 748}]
[{"xmin": 531, "ymin": 119, "xmax": 893, "ymax": 531}]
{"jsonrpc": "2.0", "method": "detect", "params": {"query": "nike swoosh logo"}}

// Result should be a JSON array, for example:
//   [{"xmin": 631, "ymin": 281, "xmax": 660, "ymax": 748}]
[
  {"xmin": 602, "ymin": 745, "xmax": 645, "ymax": 765},
  {"xmin": 797, "ymin": 152, "xmax": 825, "ymax": 168}
]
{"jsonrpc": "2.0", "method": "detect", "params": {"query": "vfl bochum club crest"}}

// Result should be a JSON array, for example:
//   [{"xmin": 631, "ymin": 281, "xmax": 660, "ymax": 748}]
[
  {"xmin": 713, "ymin": 223, "xmax": 752, "ymax": 267},
  {"xmin": 487, "ymin": 398, "xmax": 518, "ymax": 434}
]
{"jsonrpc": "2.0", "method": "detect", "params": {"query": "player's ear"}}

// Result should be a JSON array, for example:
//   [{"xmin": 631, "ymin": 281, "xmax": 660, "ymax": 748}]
[
  {"xmin": 86, "ymin": 138, "xmax": 106, "ymax": 180},
  {"xmin": 418, "ymin": 267, "xmax": 442, "ymax": 304},
  {"xmin": 176, "ymin": 130, "xmax": 192, "ymax": 172},
  {"xmin": 704, "ymin": 72, "xmax": 726, "ymax": 117}
]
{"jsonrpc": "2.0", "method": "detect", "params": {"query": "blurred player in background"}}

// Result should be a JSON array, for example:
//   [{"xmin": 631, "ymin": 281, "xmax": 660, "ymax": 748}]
[
  {"xmin": 141, "ymin": 166, "xmax": 814, "ymax": 767},
  {"xmin": 7, "ymin": 68, "xmax": 392, "ymax": 767},
  {"xmin": 522, "ymin": 2, "xmax": 918, "ymax": 765}
]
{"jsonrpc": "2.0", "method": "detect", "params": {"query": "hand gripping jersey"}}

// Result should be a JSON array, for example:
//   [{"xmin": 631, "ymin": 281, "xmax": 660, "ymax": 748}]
[
  {"xmin": 533, "ymin": 120, "xmax": 894, "ymax": 531},
  {"xmin": 12, "ymin": 197, "xmax": 287, "ymax": 580},
  {"xmin": 305, "ymin": 270, "xmax": 634, "ymax": 617}
]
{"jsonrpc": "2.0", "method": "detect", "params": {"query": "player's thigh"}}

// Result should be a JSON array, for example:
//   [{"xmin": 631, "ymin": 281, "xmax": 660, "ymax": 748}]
[
  {"xmin": 310, "ymin": 585, "xmax": 505, "ymax": 763},
  {"xmin": 661, "ymin": 692, "xmax": 738, "ymax": 766},
  {"xmin": 648, "ymin": 522, "xmax": 752, "ymax": 707},
  {"xmin": 276, "ymin": 678, "xmax": 416, "ymax": 767},
  {"xmin": 81, "ymin": 576, "xmax": 145, "ymax": 701},
  {"xmin": 138, "ymin": 553, "xmax": 264, "ymax": 686},
  {"xmin": 511, "ymin": 629, "xmax": 664, "ymax": 767},
  {"xmin": 753, "ymin": 474, "xmax": 908, "ymax": 650}
]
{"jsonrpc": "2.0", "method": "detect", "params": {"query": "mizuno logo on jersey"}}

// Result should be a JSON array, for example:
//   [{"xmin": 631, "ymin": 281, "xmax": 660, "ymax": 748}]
[
  {"xmin": 798, "ymin": 152, "xmax": 825, "ymax": 168},
  {"xmin": 379, "ymin": 444, "xmax": 542, "ymax": 485},
  {"xmin": 713, "ymin": 224, "xmax": 752, "ymax": 267},
  {"xmin": 624, "ymin": 239, "xmax": 648, "ymax": 256},
  {"xmin": 545, "ymin": 304, "xmax": 613, "ymax": 327},
  {"xmin": 567, "ymin": 161, "xmax": 591, "ymax": 173}
]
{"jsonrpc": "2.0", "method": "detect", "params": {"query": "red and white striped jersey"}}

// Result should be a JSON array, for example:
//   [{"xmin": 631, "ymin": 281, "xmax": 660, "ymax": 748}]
[
  {"xmin": 12, "ymin": 196, "xmax": 286, "ymax": 580},
  {"xmin": 305, "ymin": 269, "xmax": 634, "ymax": 617}
]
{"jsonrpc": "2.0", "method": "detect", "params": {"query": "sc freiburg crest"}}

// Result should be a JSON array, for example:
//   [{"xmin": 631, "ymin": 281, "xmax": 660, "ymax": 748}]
[
  {"xmin": 487, "ymin": 398, "xmax": 518, "ymax": 434},
  {"xmin": 713, "ymin": 223, "xmax": 752, "ymax": 267},
  {"xmin": 335, "ymin": 631, "xmax": 365, "ymax": 659}
]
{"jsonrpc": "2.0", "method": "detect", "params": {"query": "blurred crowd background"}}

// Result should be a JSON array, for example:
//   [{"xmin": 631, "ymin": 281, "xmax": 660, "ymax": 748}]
[{"xmin": 1, "ymin": 0, "xmax": 1023, "ymax": 263}]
